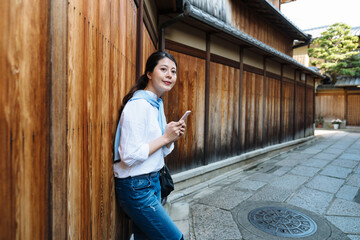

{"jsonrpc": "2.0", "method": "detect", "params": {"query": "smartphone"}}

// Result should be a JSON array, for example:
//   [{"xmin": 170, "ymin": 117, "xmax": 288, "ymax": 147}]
[{"xmin": 180, "ymin": 110, "xmax": 191, "ymax": 121}]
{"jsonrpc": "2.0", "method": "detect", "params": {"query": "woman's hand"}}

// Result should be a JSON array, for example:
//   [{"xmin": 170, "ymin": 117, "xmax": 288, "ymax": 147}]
[
  {"xmin": 164, "ymin": 120, "xmax": 186, "ymax": 143},
  {"xmin": 148, "ymin": 120, "xmax": 186, "ymax": 156}
]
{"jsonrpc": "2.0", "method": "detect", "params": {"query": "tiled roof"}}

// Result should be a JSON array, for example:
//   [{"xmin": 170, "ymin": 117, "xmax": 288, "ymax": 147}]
[
  {"xmin": 304, "ymin": 25, "xmax": 360, "ymax": 39},
  {"xmin": 185, "ymin": 3, "xmax": 322, "ymax": 77},
  {"xmin": 335, "ymin": 76, "xmax": 360, "ymax": 87}
]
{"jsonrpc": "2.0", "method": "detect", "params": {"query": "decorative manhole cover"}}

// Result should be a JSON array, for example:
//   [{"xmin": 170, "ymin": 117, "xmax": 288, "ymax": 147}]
[{"xmin": 248, "ymin": 206, "xmax": 317, "ymax": 238}]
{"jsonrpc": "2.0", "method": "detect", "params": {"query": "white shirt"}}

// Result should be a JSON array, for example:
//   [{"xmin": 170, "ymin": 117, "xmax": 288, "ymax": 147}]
[{"xmin": 113, "ymin": 91, "xmax": 174, "ymax": 178}]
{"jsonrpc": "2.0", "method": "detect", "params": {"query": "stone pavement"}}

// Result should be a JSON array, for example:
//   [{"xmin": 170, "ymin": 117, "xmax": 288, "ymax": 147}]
[{"xmin": 167, "ymin": 129, "xmax": 360, "ymax": 240}]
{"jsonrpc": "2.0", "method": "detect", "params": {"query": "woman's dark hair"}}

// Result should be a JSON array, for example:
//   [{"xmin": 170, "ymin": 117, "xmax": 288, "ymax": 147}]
[{"xmin": 118, "ymin": 51, "xmax": 177, "ymax": 116}]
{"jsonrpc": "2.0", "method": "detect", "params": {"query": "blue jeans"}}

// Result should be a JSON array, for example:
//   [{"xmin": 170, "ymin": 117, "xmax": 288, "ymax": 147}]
[{"xmin": 115, "ymin": 172, "xmax": 183, "ymax": 240}]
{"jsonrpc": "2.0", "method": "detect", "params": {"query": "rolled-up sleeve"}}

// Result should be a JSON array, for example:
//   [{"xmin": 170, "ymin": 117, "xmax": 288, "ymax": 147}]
[
  {"xmin": 163, "ymin": 142, "xmax": 174, "ymax": 157},
  {"xmin": 119, "ymin": 101, "xmax": 150, "ymax": 166}
]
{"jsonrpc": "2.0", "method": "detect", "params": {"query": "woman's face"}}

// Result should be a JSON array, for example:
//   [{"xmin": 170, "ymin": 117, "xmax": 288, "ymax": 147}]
[{"xmin": 146, "ymin": 57, "xmax": 177, "ymax": 97}]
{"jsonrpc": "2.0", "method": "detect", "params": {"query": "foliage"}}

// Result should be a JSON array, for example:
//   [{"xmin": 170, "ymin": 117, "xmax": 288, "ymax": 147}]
[
  {"xmin": 315, "ymin": 115, "xmax": 324, "ymax": 125},
  {"xmin": 308, "ymin": 23, "xmax": 359, "ymax": 82}
]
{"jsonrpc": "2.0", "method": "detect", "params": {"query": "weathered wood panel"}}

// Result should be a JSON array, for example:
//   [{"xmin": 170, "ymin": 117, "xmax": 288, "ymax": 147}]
[
  {"xmin": 264, "ymin": 77, "xmax": 281, "ymax": 146},
  {"xmin": 348, "ymin": 95, "xmax": 360, "ymax": 126},
  {"xmin": 230, "ymin": 1, "xmax": 293, "ymax": 55},
  {"xmin": 295, "ymin": 84, "xmax": 305, "ymax": 139},
  {"xmin": 282, "ymin": 81, "xmax": 295, "ymax": 141},
  {"xmin": 66, "ymin": 0, "xmax": 138, "ymax": 239},
  {"xmin": 207, "ymin": 62, "xmax": 240, "ymax": 163},
  {"xmin": 142, "ymin": 24, "xmax": 157, "ymax": 72},
  {"xmin": 1, "ymin": 0, "xmax": 141, "ymax": 239},
  {"xmin": 0, "ymin": 0, "xmax": 50, "ymax": 239},
  {"xmin": 241, "ymin": 71, "xmax": 264, "ymax": 152},
  {"xmin": 163, "ymin": 51, "xmax": 206, "ymax": 172},
  {"xmin": 305, "ymin": 86, "xmax": 314, "ymax": 136},
  {"xmin": 315, "ymin": 93, "xmax": 346, "ymax": 120}
]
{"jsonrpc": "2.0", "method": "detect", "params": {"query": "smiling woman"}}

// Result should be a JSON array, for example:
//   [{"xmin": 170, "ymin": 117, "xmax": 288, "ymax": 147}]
[
  {"xmin": 145, "ymin": 57, "xmax": 178, "ymax": 98},
  {"xmin": 113, "ymin": 51, "xmax": 186, "ymax": 240}
]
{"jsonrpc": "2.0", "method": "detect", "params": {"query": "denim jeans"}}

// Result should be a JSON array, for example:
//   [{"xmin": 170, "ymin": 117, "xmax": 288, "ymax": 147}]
[{"xmin": 115, "ymin": 172, "xmax": 183, "ymax": 240}]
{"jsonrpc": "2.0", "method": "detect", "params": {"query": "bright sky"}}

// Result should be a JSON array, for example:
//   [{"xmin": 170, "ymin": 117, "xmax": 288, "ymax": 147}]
[{"xmin": 281, "ymin": 0, "xmax": 360, "ymax": 30}]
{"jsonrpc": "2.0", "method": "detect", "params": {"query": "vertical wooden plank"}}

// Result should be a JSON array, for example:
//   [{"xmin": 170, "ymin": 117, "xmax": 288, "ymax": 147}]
[
  {"xmin": 49, "ymin": 0, "xmax": 68, "ymax": 238},
  {"xmin": 195, "ymin": 57, "xmax": 206, "ymax": 166},
  {"xmin": 1, "ymin": 0, "xmax": 50, "ymax": 238},
  {"xmin": 135, "ymin": 0, "xmax": 144, "ymax": 81},
  {"xmin": 221, "ymin": 65, "xmax": 229, "ymax": 157},
  {"xmin": 345, "ymin": 89, "xmax": 348, "ymax": 122},
  {"xmin": 67, "ymin": 1, "xmax": 84, "ymax": 238},
  {"xmin": 0, "ymin": 1, "xmax": 15, "ymax": 238},
  {"xmin": 238, "ymin": 48, "xmax": 243, "ymax": 154},
  {"xmin": 313, "ymin": 78, "xmax": 315, "ymax": 129},
  {"xmin": 186, "ymin": 56, "xmax": 197, "ymax": 165},
  {"xmin": 178, "ymin": 53, "xmax": 189, "ymax": 167},
  {"xmin": 164, "ymin": 51, "xmax": 180, "ymax": 169},
  {"xmin": 304, "ymin": 72, "xmax": 307, "ymax": 137},
  {"xmin": 215, "ymin": 63, "xmax": 223, "ymax": 160},
  {"xmin": 258, "ymin": 74, "xmax": 264, "ymax": 147},
  {"xmin": 262, "ymin": 57, "xmax": 266, "ymax": 147},
  {"xmin": 279, "ymin": 65, "xmax": 283, "ymax": 142},
  {"xmin": 293, "ymin": 70, "xmax": 296, "ymax": 140},
  {"xmin": 204, "ymin": 33, "xmax": 211, "ymax": 165}
]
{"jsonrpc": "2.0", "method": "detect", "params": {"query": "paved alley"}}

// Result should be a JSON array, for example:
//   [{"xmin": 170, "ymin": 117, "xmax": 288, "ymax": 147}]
[{"xmin": 168, "ymin": 129, "xmax": 360, "ymax": 240}]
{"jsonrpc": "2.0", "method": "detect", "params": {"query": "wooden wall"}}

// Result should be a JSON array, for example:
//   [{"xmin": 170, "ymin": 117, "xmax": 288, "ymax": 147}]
[
  {"xmin": 208, "ymin": 62, "xmax": 240, "ymax": 163},
  {"xmin": 0, "ymin": 0, "xmax": 50, "ymax": 239},
  {"xmin": 315, "ymin": 93, "xmax": 346, "ymax": 120},
  {"xmin": 230, "ymin": 1, "xmax": 293, "ymax": 56},
  {"xmin": 163, "ymin": 51, "xmax": 206, "ymax": 171},
  {"xmin": 316, "ymin": 91, "xmax": 360, "ymax": 126},
  {"xmin": 348, "ymin": 94, "xmax": 360, "ymax": 126},
  {"xmin": 164, "ymin": 45, "xmax": 314, "ymax": 173},
  {"xmin": 0, "ymin": 0, "xmax": 157, "ymax": 239}
]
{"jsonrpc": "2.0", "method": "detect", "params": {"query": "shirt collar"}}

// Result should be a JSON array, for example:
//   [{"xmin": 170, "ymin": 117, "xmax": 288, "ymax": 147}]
[{"xmin": 145, "ymin": 90, "xmax": 159, "ymax": 101}]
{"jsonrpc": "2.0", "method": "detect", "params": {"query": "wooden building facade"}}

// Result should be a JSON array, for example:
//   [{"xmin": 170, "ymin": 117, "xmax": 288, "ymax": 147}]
[{"xmin": 0, "ymin": 0, "xmax": 320, "ymax": 239}]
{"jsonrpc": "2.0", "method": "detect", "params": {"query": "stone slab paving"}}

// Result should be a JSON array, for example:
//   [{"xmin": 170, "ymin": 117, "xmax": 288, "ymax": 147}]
[{"xmin": 168, "ymin": 130, "xmax": 360, "ymax": 239}]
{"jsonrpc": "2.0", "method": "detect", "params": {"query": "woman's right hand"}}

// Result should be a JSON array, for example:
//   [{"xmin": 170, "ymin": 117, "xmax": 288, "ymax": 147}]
[
  {"xmin": 164, "ymin": 120, "xmax": 186, "ymax": 143},
  {"xmin": 148, "ymin": 120, "xmax": 186, "ymax": 156}
]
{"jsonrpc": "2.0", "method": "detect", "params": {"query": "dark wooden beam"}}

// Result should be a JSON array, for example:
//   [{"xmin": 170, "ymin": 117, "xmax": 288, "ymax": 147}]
[
  {"xmin": 261, "ymin": 57, "xmax": 267, "ymax": 147},
  {"xmin": 136, "ymin": 0, "xmax": 144, "ymax": 81},
  {"xmin": 345, "ymin": 89, "xmax": 348, "ymax": 122},
  {"xmin": 279, "ymin": 64, "xmax": 284, "ymax": 143},
  {"xmin": 238, "ymin": 47, "xmax": 244, "ymax": 154},
  {"xmin": 304, "ymin": 73, "xmax": 307, "ymax": 137},
  {"xmin": 313, "ymin": 77, "xmax": 315, "ymax": 132},
  {"xmin": 293, "ymin": 70, "xmax": 297, "ymax": 140},
  {"xmin": 204, "ymin": 33, "xmax": 211, "ymax": 165}
]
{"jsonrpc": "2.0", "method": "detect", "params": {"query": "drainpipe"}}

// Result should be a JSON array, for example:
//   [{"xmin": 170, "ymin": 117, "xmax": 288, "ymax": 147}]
[{"xmin": 159, "ymin": 2, "xmax": 190, "ymax": 51}]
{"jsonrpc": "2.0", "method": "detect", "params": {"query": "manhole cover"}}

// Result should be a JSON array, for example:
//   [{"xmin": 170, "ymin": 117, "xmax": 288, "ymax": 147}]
[{"xmin": 248, "ymin": 206, "xmax": 317, "ymax": 238}]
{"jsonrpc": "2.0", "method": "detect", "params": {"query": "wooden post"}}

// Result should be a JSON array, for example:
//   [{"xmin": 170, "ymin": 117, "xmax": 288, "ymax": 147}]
[
  {"xmin": 261, "ymin": 57, "xmax": 267, "ymax": 148},
  {"xmin": 238, "ymin": 47, "xmax": 244, "ymax": 154},
  {"xmin": 49, "ymin": 0, "xmax": 68, "ymax": 238},
  {"xmin": 304, "ymin": 73, "xmax": 307, "ymax": 137},
  {"xmin": 313, "ymin": 77, "xmax": 315, "ymax": 134},
  {"xmin": 279, "ymin": 64, "xmax": 284, "ymax": 143},
  {"xmin": 135, "ymin": 0, "xmax": 144, "ymax": 81},
  {"xmin": 345, "ymin": 89, "xmax": 348, "ymax": 122},
  {"xmin": 204, "ymin": 33, "xmax": 211, "ymax": 165},
  {"xmin": 293, "ymin": 70, "xmax": 297, "ymax": 140}
]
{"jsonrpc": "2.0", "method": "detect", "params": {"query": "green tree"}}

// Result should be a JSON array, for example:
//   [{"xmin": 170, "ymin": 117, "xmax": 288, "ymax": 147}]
[{"xmin": 308, "ymin": 23, "xmax": 359, "ymax": 83}]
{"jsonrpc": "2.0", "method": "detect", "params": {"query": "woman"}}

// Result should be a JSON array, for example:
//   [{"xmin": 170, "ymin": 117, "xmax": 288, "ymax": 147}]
[{"xmin": 114, "ymin": 51, "xmax": 186, "ymax": 240}]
